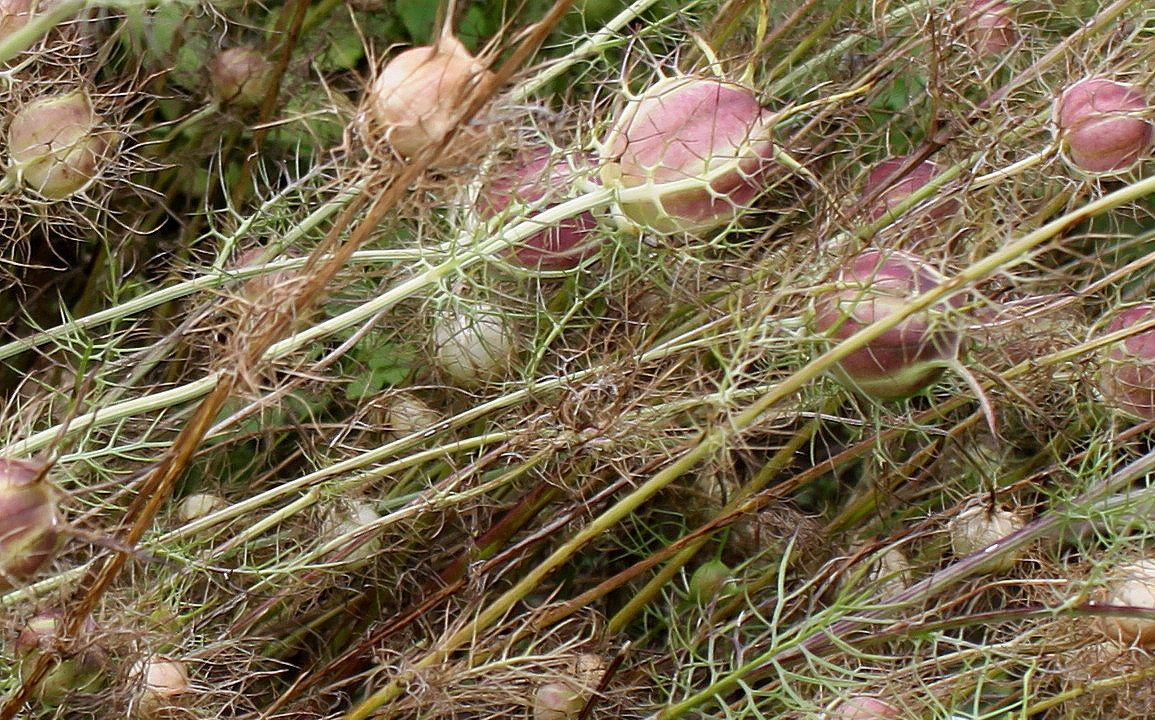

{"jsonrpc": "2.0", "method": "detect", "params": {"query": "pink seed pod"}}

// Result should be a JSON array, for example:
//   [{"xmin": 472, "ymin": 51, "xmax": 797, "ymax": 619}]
[
  {"xmin": 478, "ymin": 149, "xmax": 602, "ymax": 270},
  {"xmin": 366, "ymin": 35, "xmax": 493, "ymax": 162},
  {"xmin": 1097, "ymin": 303, "xmax": 1155, "ymax": 421},
  {"xmin": 210, "ymin": 46, "xmax": 276, "ymax": 108},
  {"xmin": 960, "ymin": 0, "xmax": 1018, "ymax": 56},
  {"xmin": 0, "ymin": 457, "xmax": 61, "ymax": 590},
  {"xmin": 16, "ymin": 611, "xmax": 106, "ymax": 703},
  {"xmin": 1054, "ymin": 78, "xmax": 1153, "ymax": 174},
  {"xmin": 7, "ymin": 90, "xmax": 111, "ymax": 199},
  {"xmin": 812, "ymin": 249, "xmax": 964, "ymax": 400},
  {"xmin": 862, "ymin": 156, "xmax": 957, "ymax": 228},
  {"xmin": 600, "ymin": 75, "xmax": 776, "ymax": 235},
  {"xmin": 824, "ymin": 695, "xmax": 903, "ymax": 720}
]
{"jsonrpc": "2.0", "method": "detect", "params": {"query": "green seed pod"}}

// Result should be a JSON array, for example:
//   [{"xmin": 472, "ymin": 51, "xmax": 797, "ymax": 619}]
[
  {"xmin": 0, "ymin": 457, "xmax": 61, "ymax": 590},
  {"xmin": 16, "ymin": 611, "xmax": 106, "ymax": 704},
  {"xmin": 7, "ymin": 90, "xmax": 111, "ymax": 199}
]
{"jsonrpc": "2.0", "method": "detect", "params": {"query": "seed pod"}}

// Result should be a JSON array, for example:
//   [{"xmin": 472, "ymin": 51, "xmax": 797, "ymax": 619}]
[
  {"xmin": 534, "ymin": 682, "xmax": 585, "ymax": 720},
  {"xmin": 1097, "ymin": 303, "xmax": 1155, "ymax": 421},
  {"xmin": 0, "ymin": 457, "xmax": 61, "ymax": 590},
  {"xmin": 16, "ymin": 611, "xmax": 106, "ymax": 704},
  {"xmin": 812, "ymin": 249, "xmax": 964, "ymax": 400},
  {"xmin": 7, "ymin": 90, "xmax": 111, "ymax": 198},
  {"xmin": 431, "ymin": 303, "xmax": 518, "ymax": 385},
  {"xmin": 960, "ymin": 0, "xmax": 1018, "ymax": 56},
  {"xmin": 688, "ymin": 559, "xmax": 735, "ymax": 605},
  {"xmin": 131, "ymin": 656, "xmax": 190, "ymax": 720},
  {"xmin": 477, "ymin": 148, "xmax": 603, "ymax": 270},
  {"xmin": 366, "ymin": 35, "xmax": 493, "ymax": 163},
  {"xmin": 824, "ymin": 695, "xmax": 903, "ymax": 720},
  {"xmin": 947, "ymin": 503, "xmax": 1025, "ymax": 572},
  {"xmin": 600, "ymin": 75, "xmax": 776, "ymax": 234},
  {"xmin": 381, "ymin": 392, "xmax": 441, "ymax": 438},
  {"xmin": 210, "ymin": 46, "xmax": 276, "ymax": 108},
  {"xmin": 862, "ymin": 156, "xmax": 957, "ymax": 231},
  {"xmin": 175, "ymin": 493, "xmax": 226, "ymax": 523},
  {"xmin": 1095, "ymin": 559, "xmax": 1155, "ymax": 648},
  {"xmin": 1055, "ymin": 78, "xmax": 1153, "ymax": 175}
]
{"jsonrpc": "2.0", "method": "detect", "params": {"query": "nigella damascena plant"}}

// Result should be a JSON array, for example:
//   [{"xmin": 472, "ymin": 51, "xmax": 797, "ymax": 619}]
[
  {"xmin": 1097, "ymin": 303, "xmax": 1155, "ymax": 421},
  {"xmin": 1054, "ymin": 77, "xmax": 1153, "ymax": 175},
  {"xmin": 600, "ymin": 75, "xmax": 777, "ymax": 235},
  {"xmin": 7, "ymin": 90, "xmax": 113, "ymax": 199},
  {"xmin": 0, "ymin": 457, "xmax": 63, "ymax": 590}
]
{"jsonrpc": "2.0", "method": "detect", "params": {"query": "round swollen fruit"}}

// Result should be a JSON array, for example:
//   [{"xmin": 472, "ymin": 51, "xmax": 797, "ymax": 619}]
[
  {"xmin": 7, "ymin": 90, "xmax": 111, "ymax": 198},
  {"xmin": 1097, "ymin": 303, "xmax": 1155, "ymax": 421},
  {"xmin": 1054, "ymin": 77, "xmax": 1153, "ymax": 175},
  {"xmin": 1095, "ymin": 559, "xmax": 1155, "ymax": 648},
  {"xmin": 477, "ymin": 148, "xmax": 602, "ymax": 270},
  {"xmin": 600, "ymin": 75, "xmax": 776, "ymax": 234},
  {"xmin": 812, "ymin": 249, "xmax": 965, "ymax": 400}
]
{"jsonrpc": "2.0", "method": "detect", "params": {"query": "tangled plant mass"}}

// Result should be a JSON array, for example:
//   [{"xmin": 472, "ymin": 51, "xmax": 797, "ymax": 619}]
[{"xmin": 3, "ymin": 2, "xmax": 1155, "ymax": 720}]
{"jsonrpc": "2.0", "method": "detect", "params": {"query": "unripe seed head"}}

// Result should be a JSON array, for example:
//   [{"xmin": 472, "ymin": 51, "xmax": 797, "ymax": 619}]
[
  {"xmin": 478, "ymin": 149, "xmax": 602, "ymax": 270},
  {"xmin": 210, "ymin": 46, "xmax": 276, "ymax": 108},
  {"xmin": 600, "ymin": 75, "xmax": 776, "ymax": 234},
  {"xmin": 1097, "ymin": 303, "xmax": 1155, "ymax": 421},
  {"xmin": 0, "ymin": 457, "xmax": 61, "ymax": 590},
  {"xmin": 812, "ymin": 249, "xmax": 964, "ymax": 400},
  {"xmin": 961, "ymin": 0, "xmax": 1018, "ymax": 56},
  {"xmin": 824, "ymin": 695, "xmax": 903, "ymax": 720},
  {"xmin": 1055, "ymin": 78, "xmax": 1153, "ymax": 175},
  {"xmin": 688, "ymin": 559, "xmax": 734, "ymax": 605},
  {"xmin": 947, "ymin": 503, "xmax": 1025, "ymax": 572},
  {"xmin": 367, "ymin": 35, "xmax": 493, "ymax": 162},
  {"xmin": 8, "ymin": 91, "xmax": 110, "ymax": 198},
  {"xmin": 1096, "ymin": 559, "xmax": 1155, "ymax": 648}
]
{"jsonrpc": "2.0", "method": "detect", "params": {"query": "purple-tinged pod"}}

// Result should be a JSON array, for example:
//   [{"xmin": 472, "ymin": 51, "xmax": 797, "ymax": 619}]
[
  {"xmin": 0, "ymin": 457, "xmax": 61, "ymax": 590},
  {"xmin": 813, "ymin": 249, "xmax": 965, "ymax": 400},
  {"xmin": 960, "ymin": 0, "xmax": 1018, "ymax": 56},
  {"xmin": 478, "ymin": 149, "xmax": 602, "ymax": 270},
  {"xmin": 862, "ymin": 156, "xmax": 957, "ymax": 229},
  {"xmin": 1097, "ymin": 303, "xmax": 1155, "ymax": 420},
  {"xmin": 1055, "ymin": 78, "xmax": 1153, "ymax": 175},
  {"xmin": 210, "ymin": 46, "xmax": 276, "ymax": 108},
  {"xmin": 600, "ymin": 75, "xmax": 776, "ymax": 234}
]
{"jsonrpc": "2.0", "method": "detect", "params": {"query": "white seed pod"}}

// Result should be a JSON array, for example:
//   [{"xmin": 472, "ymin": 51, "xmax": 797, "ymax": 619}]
[
  {"xmin": 381, "ymin": 392, "xmax": 441, "ymax": 438},
  {"xmin": 431, "ymin": 303, "xmax": 518, "ymax": 385},
  {"xmin": 1095, "ymin": 559, "xmax": 1155, "ymax": 648},
  {"xmin": 323, "ymin": 501, "xmax": 381, "ymax": 567},
  {"xmin": 533, "ymin": 681, "xmax": 585, "ymax": 720},
  {"xmin": 365, "ymin": 35, "xmax": 493, "ymax": 163},
  {"xmin": 175, "ymin": 493, "xmax": 226, "ymax": 523},
  {"xmin": 866, "ymin": 545, "xmax": 912, "ymax": 597},
  {"xmin": 947, "ymin": 503, "xmax": 1025, "ymax": 572}
]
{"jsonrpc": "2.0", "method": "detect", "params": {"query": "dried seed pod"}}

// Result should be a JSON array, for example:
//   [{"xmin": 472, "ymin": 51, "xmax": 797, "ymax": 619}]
[
  {"xmin": 1055, "ymin": 78, "xmax": 1153, "ymax": 174},
  {"xmin": 812, "ymin": 249, "xmax": 965, "ymax": 400},
  {"xmin": 16, "ymin": 611, "xmax": 106, "ymax": 704},
  {"xmin": 0, "ymin": 457, "xmax": 61, "ymax": 590},
  {"xmin": 947, "ymin": 503, "xmax": 1025, "ymax": 572},
  {"xmin": 366, "ymin": 35, "xmax": 493, "ymax": 163},
  {"xmin": 1097, "ymin": 303, "xmax": 1155, "ymax": 421},
  {"xmin": 381, "ymin": 392, "xmax": 441, "ymax": 438},
  {"xmin": 1095, "ymin": 559, "xmax": 1155, "ymax": 648},
  {"xmin": 600, "ymin": 75, "xmax": 776, "ymax": 234},
  {"xmin": 7, "ymin": 90, "xmax": 111, "ymax": 198},
  {"xmin": 477, "ymin": 148, "xmax": 603, "ymax": 270},
  {"xmin": 210, "ymin": 46, "xmax": 276, "ymax": 108}
]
